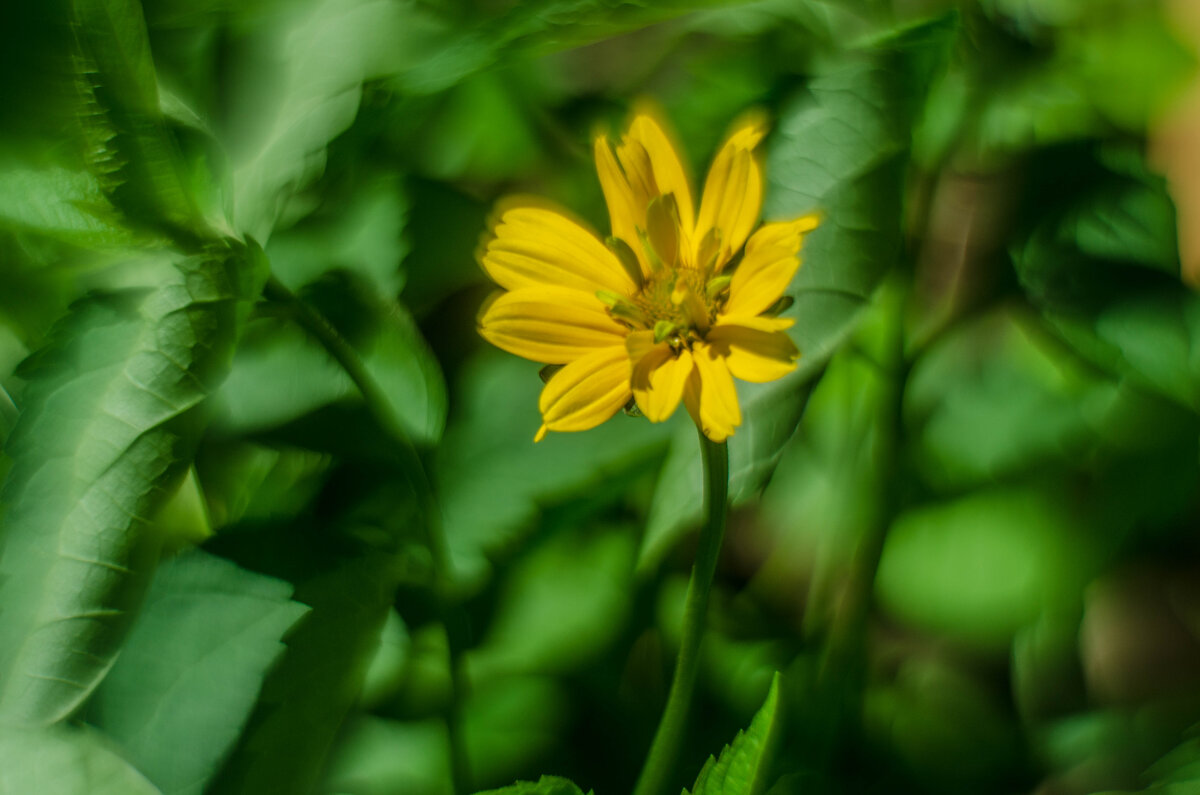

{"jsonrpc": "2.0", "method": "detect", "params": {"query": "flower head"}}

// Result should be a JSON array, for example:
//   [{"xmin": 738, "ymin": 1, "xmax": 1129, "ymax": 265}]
[{"xmin": 477, "ymin": 105, "xmax": 819, "ymax": 443}]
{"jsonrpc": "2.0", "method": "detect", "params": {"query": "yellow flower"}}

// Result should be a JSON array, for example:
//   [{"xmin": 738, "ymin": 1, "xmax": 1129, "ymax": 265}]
[{"xmin": 477, "ymin": 106, "xmax": 819, "ymax": 443}]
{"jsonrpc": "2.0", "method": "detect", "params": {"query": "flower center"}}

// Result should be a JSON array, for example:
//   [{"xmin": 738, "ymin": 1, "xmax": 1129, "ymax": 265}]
[{"xmin": 600, "ymin": 265, "xmax": 731, "ymax": 350}]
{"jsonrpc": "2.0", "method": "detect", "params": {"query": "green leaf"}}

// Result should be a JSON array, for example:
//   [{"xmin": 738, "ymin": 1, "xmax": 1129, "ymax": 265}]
[
  {"xmin": 474, "ymin": 775, "xmax": 590, "ymax": 795},
  {"xmin": 73, "ymin": 0, "xmax": 203, "ymax": 234},
  {"xmin": 1012, "ymin": 146, "xmax": 1200, "ymax": 413},
  {"xmin": 0, "ymin": 384, "xmax": 16, "ymax": 450},
  {"xmin": 223, "ymin": 0, "xmax": 412, "ymax": 240},
  {"xmin": 206, "ymin": 537, "xmax": 397, "ymax": 795},
  {"xmin": 87, "ymin": 549, "xmax": 308, "ymax": 795},
  {"xmin": 468, "ymin": 528, "xmax": 634, "ymax": 680},
  {"xmin": 436, "ymin": 352, "xmax": 670, "ymax": 585},
  {"xmin": 0, "ymin": 243, "xmax": 267, "ymax": 726},
  {"xmin": 214, "ymin": 273, "xmax": 446, "ymax": 445},
  {"xmin": 640, "ymin": 15, "xmax": 956, "ymax": 570},
  {"xmin": 0, "ymin": 725, "xmax": 162, "ymax": 795},
  {"xmin": 906, "ymin": 307, "xmax": 1115, "ymax": 489},
  {"xmin": 687, "ymin": 671, "xmax": 784, "ymax": 795},
  {"xmin": 0, "ymin": 165, "xmax": 133, "ymax": 248},
  {"xmin": 321, "ymin": 678, "xmax": 570, "ymax": 794},
  {"xmin": 265, "ymin": 177, "xmax": 409, "ymax": 298}
]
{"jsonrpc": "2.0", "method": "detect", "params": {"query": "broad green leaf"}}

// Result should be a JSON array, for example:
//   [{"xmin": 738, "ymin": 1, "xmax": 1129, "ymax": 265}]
[
  {"xmin": 0, "ymin": 725, "xmax": 161, "ymax": 795},
  {"xmin": 639, "ymin": 15, "xmax": 956, "ymax": 570},
  {"xmin": 87, "ymin": 550, "xmax": 308, "ymax": 795},
  {"xmin": 206, "ymin": 539, "xmax": 397, "ymax": 795},
  {"xmin": 687, "ymin": 672, "xmax": 784, "ymax": 795},
  {"xmin": 0, "ymin": 244, "xmax": 267, "ymax": 726},
  {"xmin": 73, "ymin": 0, "xmax": 202, "ymax": 234},
  {"xmin": 474, "ymin": 777, "xmax": 589, "ymax": 795},
  {"xmin": 0, "ymin": 166, "xmax": 133, "ymax": 248},
  {"xmin": 223, "ymin": 0, "xmax": 412, "ymax": 241},
  {"xmin": 214, "ymin": 277, "xmax": 446, "ymax": 445},
  {"xmin": 875, "ymin": 486, "xmax": 1091, "ymax": 650}
]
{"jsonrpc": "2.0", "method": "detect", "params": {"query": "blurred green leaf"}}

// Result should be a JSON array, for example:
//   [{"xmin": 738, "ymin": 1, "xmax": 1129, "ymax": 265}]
[
  {"xmin": 319, "ymin": 715, "xmax": 452, "ymax": 795},
  {"xmin": 0, "ymin": 725, "xmax": 161, "ymax": 795},
  {"xmin": 87, "ymin": 550, "xmax": 307, "ymax": 795},
  {"xmin": 0, "ymin": 244, "xmax": 266, "ymax": 726},
  {"xmin": 418, "ymin": 72, "xmax": 540, "ymax": 182},
  {"xmin": 322, "ymin": 678, "xmax": 570, "ymax": 795},
  {"xmin": 641, "ymin": 14, "xmax": 957, "ymax": 570},
  {"xmin": 1012, "ymin": 607, "xmax": 1086, "ymax": 723},
  {"xmin": 686, "ymin": 672, "xmax": 783, "ymax": 795},
  {"xmin": 215, "ymin": 274, "xmax": 446, "ymax": 445},
  {"xmin": 1012, "ymin": 146, "xmax": 1200, "ymax": 413},
  {"xmin": 0, "ymin": 384, "xmax": 16, "ymax": 449},
  {"xmin": 468, "ymin": 528, "xmax": 634, "ymax": 680},
  {"xmin": 906, "ymin": 307, "xmax": 1110, "ymax": 489},
  {"xmin": 223, "ymin": 0, "xmax": 412, "ymax": 240},
  {"xmin": 0, "ymin": 166, "xmax": 134, "ymax": 248},
  {"xmin": 266, "ymin": 177, "xmax": 409, "ymax": 298},
  {"xmin": 437, "ymin": 352, "xmax": 669, "ymax": 585},
  {"xmin": 864, "ymin": 657, "xmax": 1027, "ymax": 788},
  {"xmin": 875, "ymin": 486, "xmax": 1089, "ymax": 650},
  {"xmin": 73, "ymin": 0, "xmax": 203, "ymax": 234}
]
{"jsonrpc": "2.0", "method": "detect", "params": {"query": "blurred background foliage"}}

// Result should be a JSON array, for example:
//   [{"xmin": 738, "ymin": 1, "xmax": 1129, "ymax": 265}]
[{"xmin": 1, "ymin": 0, "xmax": 1200, "ymax": 793}]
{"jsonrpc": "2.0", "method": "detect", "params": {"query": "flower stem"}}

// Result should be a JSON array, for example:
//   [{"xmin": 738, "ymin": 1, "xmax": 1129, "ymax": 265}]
[
  {"xmin": 633, "ymin": 428, "xmax": 729, "ymax": 795},
  {"xmin": 262, "ymin": 276, "xmax": 471, "ymax": 795}
]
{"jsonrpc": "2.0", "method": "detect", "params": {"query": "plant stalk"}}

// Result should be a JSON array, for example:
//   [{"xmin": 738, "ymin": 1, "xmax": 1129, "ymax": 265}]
[
  {"xmin": 262, "ymin": 276, "xmax": 470, "ymax": 794},
  {"xmin": 633, "ymin": 428, "xmax": 729, "ymax": 795}
]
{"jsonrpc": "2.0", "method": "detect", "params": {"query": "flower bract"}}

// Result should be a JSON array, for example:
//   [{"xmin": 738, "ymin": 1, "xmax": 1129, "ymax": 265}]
[{"xmin": 478, "ymin": 106, "xmax": 819, "ymax": 443}]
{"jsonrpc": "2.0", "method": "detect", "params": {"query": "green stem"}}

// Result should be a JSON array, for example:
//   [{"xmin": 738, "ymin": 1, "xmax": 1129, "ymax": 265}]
[
  {"xmin": 633, "ymin": 428, "xmax": 729, "ymax": 795},
  {"xmin": 262, "ymin": 276, "xmax": 471, "ymax": 795}
]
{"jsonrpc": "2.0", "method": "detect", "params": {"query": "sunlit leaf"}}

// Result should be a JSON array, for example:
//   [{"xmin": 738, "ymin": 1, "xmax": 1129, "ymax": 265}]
[
  {"xmin": 0, "ymin": 244, "xmax": 267, "ymax": 726},
  {"xmin": 0, "ymin": 725, "xmax": 161, "ymax": 795},
  {"xmin": 87, "ymin": 550, "xmax": 308, "ymax": 795},
  {"xmin": 0, "ymin": 166, "xmax": 133, "ymax": 248}
]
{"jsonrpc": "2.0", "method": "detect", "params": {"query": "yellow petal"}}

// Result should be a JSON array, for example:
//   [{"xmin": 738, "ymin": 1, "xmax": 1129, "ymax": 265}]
[
  {"xmin": 594, "ymin": 136, "xmax": 643, "ymax": 268},
  {"xmin": 695, "ymin": 114, "xmax": 767, "ymax": 270},
  {"xmin": 480, "ymin": 200, "xmax": 637, "ymax": 295},
  {"xmin": 627, "ymin": 330, "xmax": 692, "ymax": 423},
  {"xmin": 683, "ymin": 341, "xmax": 741, "ymax": 442},
  {"xmin": 627, "ymin": 109, "xmax": 695, "ymax": 246},
  {"xmin": 706, "ymin": 321, "xmax": 799, "ymax": 383},
  {"xmin": 537, "ymin": 345, "xmax": 632, "ymax": 438},
  {"xmin": 479, "ymin": 286, "xmax": 627, "ymax": 364},
  {"xmin": 723, "ymin": 215, "xmax": 818, "ymax": 317},
  {"xmin": 715, "ymin": 313, "xmax": 794, "ymax": 332}
]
